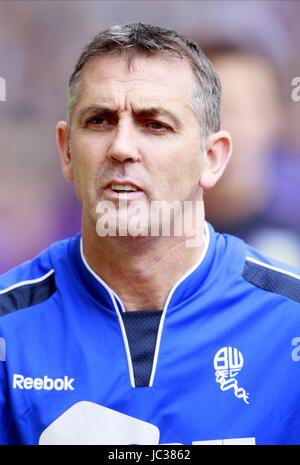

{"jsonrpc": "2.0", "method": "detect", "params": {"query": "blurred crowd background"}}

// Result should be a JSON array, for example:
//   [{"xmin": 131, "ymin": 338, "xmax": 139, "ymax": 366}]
[{"xmin": 0, "ymin": 0, "xmax": 300, "ymax": 272}]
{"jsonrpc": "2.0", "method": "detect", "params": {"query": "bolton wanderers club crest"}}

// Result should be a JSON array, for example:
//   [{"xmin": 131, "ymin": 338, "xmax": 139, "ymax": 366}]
[{"xmin": 214, "ymin": 346, "xmax": 249, "ymax": 405}]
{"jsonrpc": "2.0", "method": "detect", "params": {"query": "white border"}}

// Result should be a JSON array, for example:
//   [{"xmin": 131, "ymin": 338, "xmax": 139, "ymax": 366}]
[
  {"xmin": 80, "ymin": 240, "xmax": 135, "ymax": 387},
  {"xmin": 246, "ymin": 256, "xmax": 300, "ymax": 281},
  {"xmin": 149, "ymin": 222, "xmax": 211, "ymax": 386},
  {"xmin": 0, "ymin": 269, "xmax": 55, "ymax": 295}
]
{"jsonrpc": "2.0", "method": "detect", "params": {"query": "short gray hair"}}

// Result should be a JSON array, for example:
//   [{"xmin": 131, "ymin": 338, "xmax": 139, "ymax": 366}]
[{"xmin": 67, "ymin": 23, "xmax": 221, "ymax": 138}]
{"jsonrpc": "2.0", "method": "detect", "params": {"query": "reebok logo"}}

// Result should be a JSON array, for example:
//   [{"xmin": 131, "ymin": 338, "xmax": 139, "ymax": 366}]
[{"xmin": 13, "ymin": 374, "xmax": 75, "ymax": 391}]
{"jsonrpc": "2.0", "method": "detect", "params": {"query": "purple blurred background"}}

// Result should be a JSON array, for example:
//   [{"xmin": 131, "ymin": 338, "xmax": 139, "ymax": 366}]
[{"xmin": 0, "ymin": 0, "xmax": 300, "ymax": 272}]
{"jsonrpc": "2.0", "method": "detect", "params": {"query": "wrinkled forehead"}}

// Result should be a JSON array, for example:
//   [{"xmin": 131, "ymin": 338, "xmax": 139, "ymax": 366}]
[{"xmin": 77, "ymin": 54, "xmax": 196, "ymax": 108}]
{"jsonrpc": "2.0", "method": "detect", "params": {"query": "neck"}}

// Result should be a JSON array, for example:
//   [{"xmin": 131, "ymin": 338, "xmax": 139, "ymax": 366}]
[{"xmin": 82, "ymin": 204, "xmax": 206, "ymax": 312}]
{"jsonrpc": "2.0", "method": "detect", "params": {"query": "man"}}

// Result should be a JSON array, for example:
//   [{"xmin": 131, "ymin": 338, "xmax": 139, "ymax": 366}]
[{"xmin": 0, "ymin": 23, "xmax": 300, "ymax": 445}]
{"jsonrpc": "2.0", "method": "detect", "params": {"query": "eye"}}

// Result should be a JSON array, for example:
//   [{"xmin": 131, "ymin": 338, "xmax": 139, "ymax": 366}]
[
  {"xmin": 146, "ymin": 121, "xmax": 169, "ymax": 131},
  {"xmin": 87, "ymin": 116, "xmax": 107, "ymax": 126}
]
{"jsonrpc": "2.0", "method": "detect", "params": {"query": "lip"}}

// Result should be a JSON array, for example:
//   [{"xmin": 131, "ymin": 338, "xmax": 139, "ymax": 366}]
[
  {"xmin": 102, "ymin": 178, "xmax": 146, "ymax": 200},
  {"xmin": 104, "ymin": 179, "xmax": 144, "ymax": 191}
]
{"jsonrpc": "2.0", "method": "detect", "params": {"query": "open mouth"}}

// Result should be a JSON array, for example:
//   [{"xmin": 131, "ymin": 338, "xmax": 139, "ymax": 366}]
[
  {"xmin": 103, "ymin": 181, "xmax": 145, "ymax": 199},
  {"xmin": 111, "ymin": 184, "xmax": 139, "ymax": 193}
]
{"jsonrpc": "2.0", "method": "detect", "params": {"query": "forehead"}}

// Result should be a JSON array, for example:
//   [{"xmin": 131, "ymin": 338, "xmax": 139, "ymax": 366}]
[{"xmin": 75, "ymin": 54, "xmax": 196, "ymax": 111}]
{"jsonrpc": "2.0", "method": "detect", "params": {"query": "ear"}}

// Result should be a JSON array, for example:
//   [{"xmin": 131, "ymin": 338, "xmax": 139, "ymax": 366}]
[
  {"xmin": 56, "ymin": 121, "xmax": 74, "ymax": 182},
  {"xmin": 199, "ymin": 130, "xmax": 232, "ymax": 190}
]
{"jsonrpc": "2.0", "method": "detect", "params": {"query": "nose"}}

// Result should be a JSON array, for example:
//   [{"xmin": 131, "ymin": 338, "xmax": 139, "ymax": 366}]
[{"xmin": 107, "ymin": 119, "xmax": 141, "ymax": 163}]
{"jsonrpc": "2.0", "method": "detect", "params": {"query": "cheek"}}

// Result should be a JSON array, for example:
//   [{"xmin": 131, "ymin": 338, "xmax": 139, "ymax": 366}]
[
  {"xmin": 71, "ymin": 140, "xmax": 102, "ymax": 202},
  {"xmin": 148, "ymin": 142, "xmax": 202, "ymax": 199},
  {"xmin": 166, "ymin": 143, "xmax": 202, "ymax": 183}
]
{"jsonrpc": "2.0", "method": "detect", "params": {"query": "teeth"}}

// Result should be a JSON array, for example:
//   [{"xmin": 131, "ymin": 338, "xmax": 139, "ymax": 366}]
[{"xmin": 111, "ymin": 184, "xmax": 138, "ymax": 192}]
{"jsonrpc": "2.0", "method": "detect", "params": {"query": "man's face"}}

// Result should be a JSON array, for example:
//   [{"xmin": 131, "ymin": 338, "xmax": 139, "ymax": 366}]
[{"xmin": 67, "ymin": 54, "xmax": 203, "ymax": 230}]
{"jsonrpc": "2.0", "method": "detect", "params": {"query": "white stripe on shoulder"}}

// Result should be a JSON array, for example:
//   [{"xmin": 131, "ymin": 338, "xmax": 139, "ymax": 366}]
[
  {"xmin": 0, "ymin": 269, "xmax": 55, "ymax": 295},
  {"xmin": 246, "ymin": 256, "xmax": 300, "ymax": 281}
]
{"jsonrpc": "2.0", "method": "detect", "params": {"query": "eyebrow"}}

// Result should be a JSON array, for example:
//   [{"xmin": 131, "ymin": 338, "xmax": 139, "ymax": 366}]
[
  {"xmin": 136, "ymin": 106, "xmax": 181, "ymax": 127},
  {"xmin": 77, "ymin": 104, "xmax": 181, "ymax": 127},
  {"xmin": 77, "ymin": 105, "xmax": 115, "ymax": 125}
]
